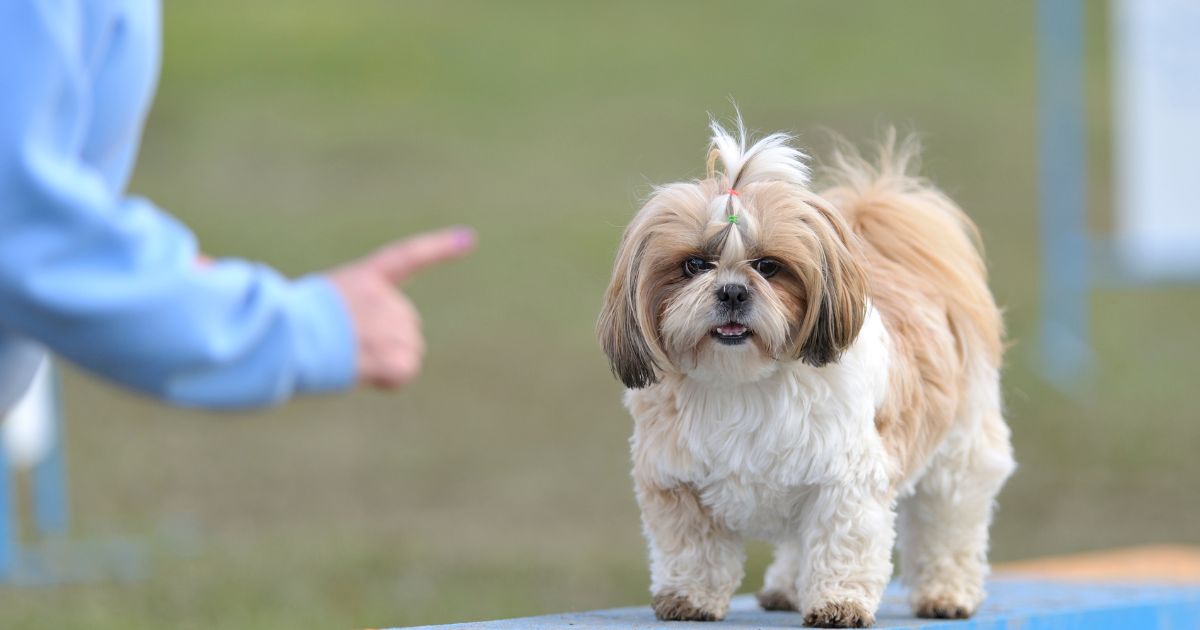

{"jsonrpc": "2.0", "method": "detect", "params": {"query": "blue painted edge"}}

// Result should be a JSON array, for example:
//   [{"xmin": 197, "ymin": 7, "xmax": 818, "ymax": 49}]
[{"xmin": 386, "ymin": 580, "xmax": 1200, "ymax": 630}]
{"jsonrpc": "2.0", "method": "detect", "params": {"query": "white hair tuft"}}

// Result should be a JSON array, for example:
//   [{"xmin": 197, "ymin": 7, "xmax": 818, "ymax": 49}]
[{"xmin": 706, "ymin": 116, "xmax": 810, "ymax": 191}]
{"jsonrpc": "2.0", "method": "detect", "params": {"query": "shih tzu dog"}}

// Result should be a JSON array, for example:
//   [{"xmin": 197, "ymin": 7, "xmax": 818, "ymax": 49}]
[{"xmin": 598, "ymin": 118, "xmax": 1014, "ymax": 628}]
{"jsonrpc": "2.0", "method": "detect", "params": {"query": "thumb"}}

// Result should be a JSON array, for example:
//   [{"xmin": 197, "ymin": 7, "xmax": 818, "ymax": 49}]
[{"xmin": 365, "ymin": 226, "xmax": 476, "ymax": 284}]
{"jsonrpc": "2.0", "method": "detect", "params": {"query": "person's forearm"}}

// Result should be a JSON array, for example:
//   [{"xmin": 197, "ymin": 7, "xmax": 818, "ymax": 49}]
[{"xmin": 0, "ymin": 206, "xmax": 357, "ymax": 407}]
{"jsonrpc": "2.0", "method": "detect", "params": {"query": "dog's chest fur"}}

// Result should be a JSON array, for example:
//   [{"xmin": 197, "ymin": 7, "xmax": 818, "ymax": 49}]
[{"xmin": 628, "ymin": 309, "xmax": 894, "ymax": 540}]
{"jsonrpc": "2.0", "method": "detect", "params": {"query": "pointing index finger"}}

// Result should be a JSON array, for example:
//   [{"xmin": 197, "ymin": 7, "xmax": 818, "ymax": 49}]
[{"xmin": 368, "ymin": 227, "xmax": 476, "ymax": 284}]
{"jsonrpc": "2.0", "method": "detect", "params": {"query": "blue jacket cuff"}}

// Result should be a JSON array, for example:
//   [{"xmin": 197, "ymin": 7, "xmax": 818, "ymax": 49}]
[{"xmin": 287, "ymin": 275, "xmax": 357, "ymax": 394}]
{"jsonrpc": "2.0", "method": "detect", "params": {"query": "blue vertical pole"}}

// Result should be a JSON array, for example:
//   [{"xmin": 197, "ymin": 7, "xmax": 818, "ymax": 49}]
[
  {"xmin": 0, "ymin": 427, "xmax": 14, "ymax": 579},
  {"xmin": 1036, "ymin": 0, "xmax": 1091, "ymax": 387},
  {"xmin": 32, "ymin": 363, "xmax": 68, "ymax": 536}
]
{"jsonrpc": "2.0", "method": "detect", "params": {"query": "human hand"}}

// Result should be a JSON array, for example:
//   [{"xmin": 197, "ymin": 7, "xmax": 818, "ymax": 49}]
[{"xmin": 327, "ymin": 227, "xmax": 476, "ymax": 389}]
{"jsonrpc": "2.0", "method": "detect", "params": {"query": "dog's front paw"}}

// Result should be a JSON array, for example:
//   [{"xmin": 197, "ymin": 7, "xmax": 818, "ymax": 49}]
[
  {"xmin": 913, "ymin": 595, "xmax": 973, "ymax": 619},
  {"xmin": 652, "ymin": 592, "xmax": 725, "ymax": 621},
  {"xmin": 803, "ymin": 600, "xmax": 875, "ymax": 628},
  {"xmin": 756, "ymin": 588, "xmax": 798, "ymax": 611}
]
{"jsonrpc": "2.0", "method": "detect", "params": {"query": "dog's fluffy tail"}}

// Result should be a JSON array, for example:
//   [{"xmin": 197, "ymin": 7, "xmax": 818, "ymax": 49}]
[{"xmin": 818, "ymin": 130, "xmax": 1004, "ymax": 364}]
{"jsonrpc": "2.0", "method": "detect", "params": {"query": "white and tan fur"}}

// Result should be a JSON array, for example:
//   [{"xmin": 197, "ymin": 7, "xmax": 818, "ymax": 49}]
[{"xmin": 598, "ymin": 119, "xmax": 1014, "ymax": 628}]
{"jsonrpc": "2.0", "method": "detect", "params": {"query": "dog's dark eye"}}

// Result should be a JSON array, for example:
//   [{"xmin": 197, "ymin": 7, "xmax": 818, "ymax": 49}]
[
  {"xmin": 753, "ymin": 258, "xmax": 781, "ymax": 278},
  {"xmin": 683, "ymin": 256, "xmax": 712, "ymax": 277}
]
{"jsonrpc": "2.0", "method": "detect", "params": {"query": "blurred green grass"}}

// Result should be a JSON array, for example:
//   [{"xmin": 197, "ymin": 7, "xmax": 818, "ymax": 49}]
[{"xmin": 2, "ymin": 1, "xmax": 1198, "ymax": 628}]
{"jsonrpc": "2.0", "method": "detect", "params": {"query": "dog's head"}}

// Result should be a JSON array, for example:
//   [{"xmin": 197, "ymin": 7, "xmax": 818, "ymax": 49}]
[{"xmin": 598, "ymin": 120, "xmax": 868, "ymax": 388}]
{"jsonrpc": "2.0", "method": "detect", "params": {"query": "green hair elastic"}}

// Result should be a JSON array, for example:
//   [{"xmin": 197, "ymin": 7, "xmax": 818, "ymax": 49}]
[{"xmin": 727, "ymin": 215, "xmax": 739, "ymax": 224}]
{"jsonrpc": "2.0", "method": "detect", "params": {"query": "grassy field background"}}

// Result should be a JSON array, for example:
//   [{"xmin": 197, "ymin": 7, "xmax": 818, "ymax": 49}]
[{"xmin": 3, "ymin": 1, "xmax": 1199, "ymax": 628}]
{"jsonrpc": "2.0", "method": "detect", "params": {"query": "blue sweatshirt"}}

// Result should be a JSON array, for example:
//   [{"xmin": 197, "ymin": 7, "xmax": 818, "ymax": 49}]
[{"xmin": 0, "ymin": 0, "xmax": 356, "ymax": 409}]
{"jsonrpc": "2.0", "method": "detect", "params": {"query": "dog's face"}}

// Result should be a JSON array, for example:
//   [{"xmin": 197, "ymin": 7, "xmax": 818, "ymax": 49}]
[{"xmin": 599, "ymin": 125, "xmax": 868, "ymax": 388}]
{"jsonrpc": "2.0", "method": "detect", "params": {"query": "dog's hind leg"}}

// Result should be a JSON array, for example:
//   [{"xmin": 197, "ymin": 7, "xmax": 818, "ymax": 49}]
[
  {"xmin": 758, "ymin": 541, "xmax": 801, "ymax": 611},
  {"xmin": 637, "ymin": 482, "xmax": 744, "ymax": 621},
  {"xmin": 897, "ymin": 390, "xmax": 1015, "ymax": 619}
]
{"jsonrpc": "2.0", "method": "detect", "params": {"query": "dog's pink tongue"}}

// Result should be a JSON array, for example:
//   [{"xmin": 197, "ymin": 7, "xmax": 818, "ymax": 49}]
[{"xmin": 717, "ymin": 323, "xmax": 747, "ymax": 336}]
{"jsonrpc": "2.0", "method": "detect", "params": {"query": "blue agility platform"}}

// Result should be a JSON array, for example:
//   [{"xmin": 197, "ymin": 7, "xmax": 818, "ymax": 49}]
[{"xmin": 390, "ymin": 579, "xmax": 1200, "ymax": 629}]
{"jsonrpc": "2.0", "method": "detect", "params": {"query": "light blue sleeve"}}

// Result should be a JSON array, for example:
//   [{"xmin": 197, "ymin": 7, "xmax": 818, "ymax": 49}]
[{"xmin": 0, "ymin": 2, "xmax": 357, "ymax": 408}]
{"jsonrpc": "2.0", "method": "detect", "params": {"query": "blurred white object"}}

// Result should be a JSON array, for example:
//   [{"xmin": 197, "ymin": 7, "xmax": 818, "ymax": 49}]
[
  {"xmin": 1113, "ymin": 0, "xmax": 1200, "ymax": 279},
  {"xmin": 2, "ymin": 355, "xmax": 55, "ymax": 470},
  {"xmin": 0, "ymin": 339, "xmax": 45, "ymax": 413}
]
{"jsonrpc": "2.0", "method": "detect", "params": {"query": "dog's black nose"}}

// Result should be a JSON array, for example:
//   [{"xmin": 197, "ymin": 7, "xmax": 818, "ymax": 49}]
[{"xmin": 716, "ymin": 283, "xmax": 749, "ymax": 305}]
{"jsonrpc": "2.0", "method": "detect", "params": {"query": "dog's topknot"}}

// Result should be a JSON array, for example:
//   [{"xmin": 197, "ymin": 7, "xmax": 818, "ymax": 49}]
[
  {"xmin": 703, "ymin": 113, "xmax": 810, "ymax": 252},
  {"xmin": 706, "ymin": 115, "xmax": 810, "ymax": 194}
]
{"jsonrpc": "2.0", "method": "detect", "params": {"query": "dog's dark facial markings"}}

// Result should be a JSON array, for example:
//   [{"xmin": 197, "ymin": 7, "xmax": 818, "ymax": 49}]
[{"xmin": 703, "ymin": 225, "xmax": 732, "ymax": 258}]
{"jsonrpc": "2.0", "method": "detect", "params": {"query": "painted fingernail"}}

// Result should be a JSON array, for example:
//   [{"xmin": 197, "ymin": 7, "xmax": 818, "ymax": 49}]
[{"xmin": 452, "ymin": 227, "xmax": 477, "ymax": 250}]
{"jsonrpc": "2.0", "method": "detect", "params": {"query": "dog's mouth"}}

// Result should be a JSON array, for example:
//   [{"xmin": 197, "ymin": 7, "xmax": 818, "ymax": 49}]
[{"xmin": 711, "ymin": 322, "xmax": 752, "ymax": 345}]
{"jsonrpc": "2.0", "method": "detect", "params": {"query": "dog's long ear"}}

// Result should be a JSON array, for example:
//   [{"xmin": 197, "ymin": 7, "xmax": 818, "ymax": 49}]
[
  {"xmin": 598, "ymin": 230, "xmax": 660, "ymax": 388},
  {"xmin": 797, "ymin": 197, "xmax": 868, "ymax": 367}
]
